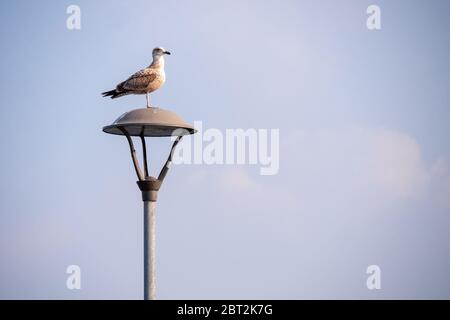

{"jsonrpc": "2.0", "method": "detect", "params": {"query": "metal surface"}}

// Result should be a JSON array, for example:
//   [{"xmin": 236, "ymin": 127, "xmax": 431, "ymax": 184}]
[
  {"xmin": 144, "ymin": 200, "xmax": 156, "ymax": 300},
  {"xmin": 140, "ymin": 133, "xmax": 149, "ymax": 177},
  {"xmin": 137, "ymin": 178, "xmax": 162, "ymax": 202},
  {"xmin": 119, "ymin": 127, "xmax": 145, "ymax": 181},
  {"xmin": 103, "ymin": 107, "xmax": 196, "ymax": 137},
  {"xmin": 158, "ymin": 136, "xmax": 182, "ymax": 182}
]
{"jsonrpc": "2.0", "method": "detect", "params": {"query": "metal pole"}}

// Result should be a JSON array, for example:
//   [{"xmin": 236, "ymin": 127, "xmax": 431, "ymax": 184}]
[{"xmin": 144, "ymin": 200, "xmax": 156, "ymax": 300}]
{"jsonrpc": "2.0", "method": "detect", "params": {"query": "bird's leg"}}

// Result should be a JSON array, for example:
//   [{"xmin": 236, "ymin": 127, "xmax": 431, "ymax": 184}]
[{"xmin": 146, "ymin": 93, "xmax": 150, "ymax": 108}]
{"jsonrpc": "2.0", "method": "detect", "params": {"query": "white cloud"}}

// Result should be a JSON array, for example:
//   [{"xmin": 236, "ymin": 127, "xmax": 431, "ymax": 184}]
[
  {"xmin": 287, "ymin": 127, "xmax": 450, "ymax": 205},
  {"xmin": 180, "ymin": 126, "xmax": 450, "ymax": 210},
  {"xmin": 365, "ymin": 128, "xmax": 430, "ymax": 199},
  {"xmin": 220, "ymin": 168, "xmax": 259, "ymax": 191}
]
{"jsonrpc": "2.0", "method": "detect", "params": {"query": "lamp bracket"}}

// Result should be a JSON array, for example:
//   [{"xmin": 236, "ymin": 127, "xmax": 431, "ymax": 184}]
[{"xmin": 119, "ymin": 126, "xmax": 182, "ymax": 202}]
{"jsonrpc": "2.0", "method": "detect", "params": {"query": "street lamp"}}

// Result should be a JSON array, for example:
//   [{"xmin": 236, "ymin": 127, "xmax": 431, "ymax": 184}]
[{"xmin": 103, "ymin": 107, "xmax": 196, "ymax": 300}]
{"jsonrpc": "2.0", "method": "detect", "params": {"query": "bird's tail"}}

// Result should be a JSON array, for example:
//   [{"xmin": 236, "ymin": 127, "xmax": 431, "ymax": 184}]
[{"xmin": 102, "ymin": 89, "xmax": 120, "ymax": 99}]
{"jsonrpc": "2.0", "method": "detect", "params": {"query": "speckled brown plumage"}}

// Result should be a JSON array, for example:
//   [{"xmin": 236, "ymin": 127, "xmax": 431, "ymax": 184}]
[{"xmin": 102, "ymin": 47, "xmax": 170, "ymax": 107}]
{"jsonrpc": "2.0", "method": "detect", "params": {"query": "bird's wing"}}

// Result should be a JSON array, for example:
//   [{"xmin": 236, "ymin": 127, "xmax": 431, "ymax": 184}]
[{"xmin": 121, "ymin": 68, "xmax": 157, "ymax": 91}]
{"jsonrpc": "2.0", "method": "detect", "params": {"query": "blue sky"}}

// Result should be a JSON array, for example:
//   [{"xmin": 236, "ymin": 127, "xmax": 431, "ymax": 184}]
[{"xmin": 0, "ymin": 0, "xmax": 449, "ymax": 299}]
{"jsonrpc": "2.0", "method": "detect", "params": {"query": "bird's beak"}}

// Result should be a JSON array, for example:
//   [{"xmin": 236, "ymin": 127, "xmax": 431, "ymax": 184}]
[{"xmin": 164, "ymin": 51, "xmax": 171, "ymax": 55}]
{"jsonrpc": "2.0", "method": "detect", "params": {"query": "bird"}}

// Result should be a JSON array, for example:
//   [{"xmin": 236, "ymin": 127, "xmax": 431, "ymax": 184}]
[{"xmin": 102, "ymin": 47, "xmax": 171, "ymax": 108}]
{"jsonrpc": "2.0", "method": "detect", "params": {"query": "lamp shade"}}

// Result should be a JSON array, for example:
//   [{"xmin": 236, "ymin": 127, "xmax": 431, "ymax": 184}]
[{"xmin": 103, "ymin": 107, "xmax": 196, "ymax": 137}]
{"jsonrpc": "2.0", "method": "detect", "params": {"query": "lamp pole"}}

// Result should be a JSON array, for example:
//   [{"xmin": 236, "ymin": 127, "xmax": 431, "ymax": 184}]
[
  {"xmin": 137, "ymin": 178, "xmax": 163, "ymax": 301},
  {"xmin": 103, "ymin": 107, "xmax": 195, "ymax": 300},
  {"xmin": 144, "ymin": 200, "xmax": 156, "ymax": 300},
  {"xmin": 136, "ymin": 136, "xmax": 179, "ymax": 300}
]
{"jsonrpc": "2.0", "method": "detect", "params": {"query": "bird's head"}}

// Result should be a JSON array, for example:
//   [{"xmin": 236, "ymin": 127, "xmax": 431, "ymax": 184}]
[{"xmin": 152, "ymin": 47, "xmax": 171, "ymax": 58}]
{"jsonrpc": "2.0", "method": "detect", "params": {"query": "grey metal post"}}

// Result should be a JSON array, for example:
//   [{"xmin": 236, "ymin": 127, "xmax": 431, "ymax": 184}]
[
  {"xmin": 144, "ymin": 200, "xmax": 156, "ymax": 300},
  {"xmin": 103, "ymin": 107, "xmax": 196, "ymax": 301}
]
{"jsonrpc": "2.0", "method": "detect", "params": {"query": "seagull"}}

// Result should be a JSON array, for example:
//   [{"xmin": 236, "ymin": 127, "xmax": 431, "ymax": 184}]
[{"xmin": 102, "ymin": 47, "xmax": 171, "ymax": 108}]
